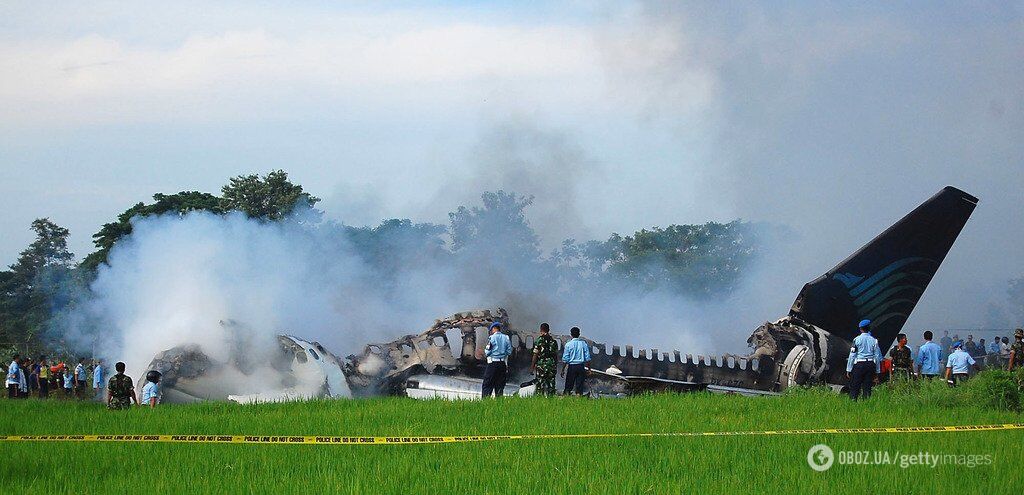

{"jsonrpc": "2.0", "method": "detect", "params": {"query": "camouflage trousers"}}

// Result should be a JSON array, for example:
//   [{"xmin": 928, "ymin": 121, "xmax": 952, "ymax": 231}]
[
  {"xmin": 108, "ymin": 397, "xmax": 132, "ymax": 410},
  {"xmin": 535, "ymin": 360, "xmax": 556, "ymax": 396}
]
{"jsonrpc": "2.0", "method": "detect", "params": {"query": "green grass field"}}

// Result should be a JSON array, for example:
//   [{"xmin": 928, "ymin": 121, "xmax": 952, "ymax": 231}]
[{"xmin": 1, "ymin": 379, "xmax": 1021, "ymax": 494}]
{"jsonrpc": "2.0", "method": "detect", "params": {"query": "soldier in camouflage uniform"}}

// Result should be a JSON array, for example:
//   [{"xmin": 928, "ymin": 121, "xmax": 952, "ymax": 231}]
[
  {"xmin": 889, "ymin": 333, "xmax": 914, "ymax": 382},
  {"xmin": 530, "ymin": 323, "xmax": 559, "ymax": 396},
  {"xmin": 107, "ymin": 361, "xmax": 137, "ymax": 410},
  {"xmin": 1008, "ymin": 329, "xmax": 1024, "ymax": 371}
]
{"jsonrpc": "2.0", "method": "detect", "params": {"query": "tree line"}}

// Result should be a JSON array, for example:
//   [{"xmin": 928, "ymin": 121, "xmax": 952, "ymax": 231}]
[{"xmin": 2, "ymin": 170, "xmax": 773, "ymax": 357}]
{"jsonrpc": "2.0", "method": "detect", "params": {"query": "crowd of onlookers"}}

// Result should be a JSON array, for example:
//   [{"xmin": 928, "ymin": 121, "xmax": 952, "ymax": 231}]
[
  {"xmin": 3, "ymin": 354, "xmax": 161, "ymax": 408},
  {"xmin": 895, "ymin": 330, "xmax": 1018, "ymax": 369}
]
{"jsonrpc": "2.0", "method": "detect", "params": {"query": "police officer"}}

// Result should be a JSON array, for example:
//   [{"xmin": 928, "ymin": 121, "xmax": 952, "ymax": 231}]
[
  {"xmin": 889, "ymin": 333, "xmax": 913, "ymax": 382},
  {"xmin": 846, "ymin": 319, "xmax": 881, "ymax": 400},
  {"xmin": 915, "ymin": 331, "xmax": 942, "ymax": 379},
  {"xmin": 945, "ymin": 341, "xmax": 979, "ymax": 386},
  {"xmin": 107, "ymin": 361, "xmax": 138, "ymax": 410},
  {"xmin": 481, "ymin": 322, "xmax": 512, "ymax": 398},
  {"xmin": 1007, "ymin": 329, "xmax": 1024, "ymax": 371},
  {"xmin": 560, "ymin": 327, "xmax": 592, "ymax": 396},
  {"xmin": 530, "ymin": 323, "xmax": 559, "ymax": 396}
]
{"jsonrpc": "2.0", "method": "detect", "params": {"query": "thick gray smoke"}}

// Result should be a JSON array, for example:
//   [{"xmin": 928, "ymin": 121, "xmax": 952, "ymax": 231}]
[{"xmin": 597, "ymin": 3, "xmax": 1024, "ymax": 332}]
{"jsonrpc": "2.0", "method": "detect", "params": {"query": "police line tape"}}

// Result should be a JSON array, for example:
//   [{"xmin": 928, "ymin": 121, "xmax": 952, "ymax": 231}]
[{"xmin": 1, "ymin": 423, "xmax": 1022, "ymax": 446}]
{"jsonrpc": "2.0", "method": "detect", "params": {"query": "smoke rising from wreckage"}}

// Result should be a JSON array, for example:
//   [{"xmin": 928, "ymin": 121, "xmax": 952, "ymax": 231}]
[{"xmin": 148, "ymin": 187, "xmax": 978, "ymax": 401}]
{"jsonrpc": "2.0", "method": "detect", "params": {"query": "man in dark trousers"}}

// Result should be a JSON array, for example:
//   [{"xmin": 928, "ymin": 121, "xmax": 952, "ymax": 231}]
[
  {"xmin": 560, "ymin": 327, "xmax": 592, "ymax": 396},
  {"xmin": 846, "ymin": 319, "xmax": 881, "ymax": 400},
  {"xmin": 481, "ymin": 322, "xmax": 511, "ymax": 398}
]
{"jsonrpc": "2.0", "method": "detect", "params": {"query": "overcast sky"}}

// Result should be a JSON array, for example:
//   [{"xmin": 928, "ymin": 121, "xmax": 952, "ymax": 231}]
[{"xmin": 1, "ymin": 1, "xmax": 1022, "ymax": 330}]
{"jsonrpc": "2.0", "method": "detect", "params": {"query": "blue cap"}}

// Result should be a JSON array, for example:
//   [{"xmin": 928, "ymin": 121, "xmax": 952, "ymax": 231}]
[
  {"xmin": 489, "ymin": 322, "xmax": 502, "ymax": 330},
  {"xmin": 953, "ymin": 340, "xmax": 963, "ymax": 348},
  {"xmin": 858, "ymin": 319, "xmax": 871, "ymax": 328}
]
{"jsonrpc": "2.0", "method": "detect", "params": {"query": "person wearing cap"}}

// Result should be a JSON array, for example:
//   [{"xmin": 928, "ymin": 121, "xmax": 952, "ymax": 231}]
[
  {"xmin": 141, "ymin": 370, "xmax": 162, "ymax": 408},
  {"xmin": 481, "ymin": 322, "xmax": 512, "ymax": 398},
  {"xmin": 915, "ymin": 331, "xmax": 942, "ymax": 379},
  {"xmin": 560, "ymin": 326, "xmax": 592, "ymax": 396},
  {"xmin": 888, "ymin": 333, "xmax": 913, "ymax": 382},
  {"xmin": 945, "ymin": 341, "xmax": 979, "ymax": 386},
  {"xmin": 845, "ymin": 319, "xmax": 881, "ymax": 400},
  {"xmin": 1007, "ymin": 329, "xmax": 1024, "ymax": 371}
]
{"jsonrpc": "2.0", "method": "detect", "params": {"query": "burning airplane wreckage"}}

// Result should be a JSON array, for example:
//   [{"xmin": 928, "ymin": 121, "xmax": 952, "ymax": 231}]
[{"xmin": 149, "ymin": 187, "xmax": 978, "ymax": 402}]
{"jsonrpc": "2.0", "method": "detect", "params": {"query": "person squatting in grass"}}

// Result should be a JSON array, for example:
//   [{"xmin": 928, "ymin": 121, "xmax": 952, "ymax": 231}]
[
  {"xmin": 945, "ymin": 341, "xmax": 980, "ymax": 387},
  {"xmin": 481, "ymin": 321, "xmax": 512, "ymax": 398},
  {"xmin": 107, "ymin": 361, "xmax": 138, "ymax": 410},
  {"xmin": 846, "ymin": 319, "xmax": 881, "ymax": 400},
  {"xmin": 560, "ymin": 326, "xmax": 591, "ymax": 396},
  {"xmin": 530, "ymin": 322, "xmax": 559, "ymax": 396}
]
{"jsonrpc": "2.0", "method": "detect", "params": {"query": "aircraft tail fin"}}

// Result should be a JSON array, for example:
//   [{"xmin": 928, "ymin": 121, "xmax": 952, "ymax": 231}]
[{"xmin": 788, "ymin": 186, "xmax": 977, "ymax": 350}]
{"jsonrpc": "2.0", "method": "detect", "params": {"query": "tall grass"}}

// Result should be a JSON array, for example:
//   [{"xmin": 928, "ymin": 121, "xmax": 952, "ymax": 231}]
[{"xmin": 1, "ymin": 381, "xmax": 1021, "ymax": 494}]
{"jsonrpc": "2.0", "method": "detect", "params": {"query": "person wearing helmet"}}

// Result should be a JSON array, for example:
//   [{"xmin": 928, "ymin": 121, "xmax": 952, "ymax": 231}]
[
  {"xmin": 141, "ymin": 370, "xmax": 162, "ymax": 408},
  {"xmin": 945, "ymin": 341, "xmax": 979, "ymax": 386},
  {"xmin": 481, "ymin": 322, "xmax": 512, "ymax": 398},
  {"xmin": 845, "ymin": 319, "xmax": 882, "ymax": 400},
  {"xmin": 1008, "ymin": 329, "xmax": 1024, "ymax": 371}
]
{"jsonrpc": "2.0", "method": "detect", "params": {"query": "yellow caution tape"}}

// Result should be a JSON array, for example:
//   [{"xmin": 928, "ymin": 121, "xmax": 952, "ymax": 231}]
[{"xmin": 1, "ymin": 424, "xmax": 1021, "ymax": 445}]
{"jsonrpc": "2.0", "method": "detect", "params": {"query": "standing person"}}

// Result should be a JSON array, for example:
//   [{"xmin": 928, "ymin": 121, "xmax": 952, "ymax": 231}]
[
  {"xmin": 939, "ymin": 331, "xmax": 953, "ymax": 361},
  {"xmin": 480, "ymin": 322, "xmax": 512, "ymax": 398},
  {"xmin": 530, "ymin": 323, "xmax": 559, "ymax": 396},
  {"xmin": 107, "ymin": 362, "xmax": 137, "ymax": 410},
  {"xmin": 18, "ymin": 358, "xmax": 29, "ymax": 397},
  {"xmin": 28, "ymin": 360, "xmax": 39, "ymax": 394},
  {"xmin": 915, "ymin": 331, "xmax": 942, "ymax": 379},
  {"xmin": 846, "ymin": 319, "xmax": 881, "ymax": 400},
  {"xmin": 946, "ymin": 341, "xmax": 979, "ymax": 386},
  {"xmin": 141, "ymin": 370, "xmax": 161, "ymax": 408},
  {"xmin": 37, "ymin": 356, "xmax": 50, "ymax": 399},
  {"xmin": 560, "ymin": 327, "xmax": 592, "ymax": 396},
  {"xmin": 1008, "ymin": 329, "xmax": 1024, "ymax": 371},
  {"xmin": 1000, "ymin": 336, "xmax": 1012, "ymax": 368},
  {"xmin": 62, "ymin": 366, "xmax": 74, "ymax": 397},
  {"xmin": 92, "ymin": 359, "xmax": 105, "ymax": 400},
  {"xmin": 74, "ymin": 358, "xmax": 87, "ymax": 398},
  {"xmin": 5, "ymin": 353, "xmax": 21, "ymax": 399},
  {"xmin": 986, "ymin": 338, "xmax": 1001, "ymax": 367},
  {"xmin": 889, "ymin": 334, "xmax": 913, "ymax": 382},
  {"xmin": 964, "ymin": 335, "xmax": 978, "ymax": 357}
]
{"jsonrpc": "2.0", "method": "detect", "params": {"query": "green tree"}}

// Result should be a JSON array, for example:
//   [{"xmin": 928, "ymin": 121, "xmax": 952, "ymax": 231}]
[
  {"xmin": 0, "ymin": 218, "xmax": 75, "ymax": 348},
  {"xmin": 571, "ymin": 221, "xmax": 765, "ymax": 298},
  {"xmin": 220, "ymin": 170, "xmax": 320, "ymax": 221},
  {"xmin": 83, "ymin": 191, "xmax": 224, "ymax": 270},
  {"xmin": 448, "ymin": 191, "xmax": 540, "ymax": 264}
]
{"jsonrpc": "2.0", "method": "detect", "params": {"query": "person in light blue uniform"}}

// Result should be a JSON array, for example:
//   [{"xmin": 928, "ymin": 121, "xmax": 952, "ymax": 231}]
[
  {"xmin": 945, "ymin": 341, "xmax": 979, "ymax": 387},
  {"xmin": 141, "ymin": 370, "xmax": 161, "ymax": 408},
  {"xmin": 92, "ymin": 359, "xmax": 105, "ymax": 400},
  {"xmin": 915, "ymin": 331, "xmax": 942, "ymax": 379},
  {"xmin": 481, "ymin": 322, "xmax": 512, "ymax": 398},
  {"xmin": 560, "ymin": 326, "xmax": 592, "ymax": 396},
  {"xmin": 846, "ymin": 319, "xmax": 881, "ymax": 400},
  {"xmin": 5, "ymin": 353, "xmax": 21, "ymax": 399}
]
